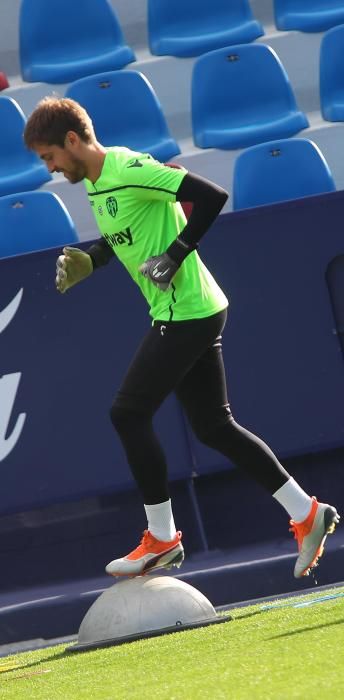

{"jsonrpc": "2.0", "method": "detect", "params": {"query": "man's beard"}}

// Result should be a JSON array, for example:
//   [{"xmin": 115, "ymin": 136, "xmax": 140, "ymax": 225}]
[{"xmin": 64, "ymin": 155, "xmax": 87, "ymax": 183}]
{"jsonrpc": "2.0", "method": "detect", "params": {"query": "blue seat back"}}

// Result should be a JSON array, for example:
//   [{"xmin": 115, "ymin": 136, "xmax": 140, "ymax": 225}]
[
  {"xmin": 66, "ymin": 71, "xmax": 180, "ymax": 162},
  {"xmin": 274, "ymin": 0, "xmax": 344, "ymax": 32},
  {"xmin": 192, "ymin": 44, "xmax": 308, "ymax": 149},
  {"xmin": 320, "ymin": 24, "xmax": 344, "ymax": 121},
  {"xmin": 233, "ymin": 138, "xmax": 336, "ymax": 210},
  {"xmin": 148, "ymin": 0, "xmax": 263, "ymax": 57},
  {"xmin": 19, "ymin": 0, "xmax": 135, "ymax": 82},
  {"xmin": 0, "ymin": 96, "xmax": 52, "ymax": 196},
  {"xmin": 0, "ymin": 191, "xmax": 78, "ymax": 258},
  {"xmin": 0, "ymin": 96, "xmax": 28, "ymax": 163}
]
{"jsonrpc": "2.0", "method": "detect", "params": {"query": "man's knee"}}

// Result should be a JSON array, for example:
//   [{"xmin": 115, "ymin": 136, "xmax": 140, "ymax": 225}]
[
  {"xmin": 110, "ymin": 400, "xmax": 151, "ymax": 436},
  {"xmin": 191, "ymin": 410, "xmax": 233, "ymax": 447},
  {"xmin": 110, "ymin": 401, "xmax": 136, "ymax": 434}
]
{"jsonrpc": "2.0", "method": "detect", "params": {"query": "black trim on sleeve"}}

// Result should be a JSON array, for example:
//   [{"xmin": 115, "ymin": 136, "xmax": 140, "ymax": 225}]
[
  {"xmin": 166, "ymin": 172, "xmax": 228, "ymax": 264},
  {"xmin": 86, "ymin": 238, "xmax": 115, "ymax": 270}
]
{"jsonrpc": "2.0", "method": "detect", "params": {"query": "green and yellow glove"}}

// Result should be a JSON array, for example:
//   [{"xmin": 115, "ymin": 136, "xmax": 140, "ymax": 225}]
[{"xmin": 55, "ymin": 246, "xmax": 93, "ymax": 294}]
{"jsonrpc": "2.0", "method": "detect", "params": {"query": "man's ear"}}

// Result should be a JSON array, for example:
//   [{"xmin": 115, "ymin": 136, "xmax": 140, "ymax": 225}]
[{"xmin": 65, "ymin": 130, "xmax": 79, "ymax": 147}]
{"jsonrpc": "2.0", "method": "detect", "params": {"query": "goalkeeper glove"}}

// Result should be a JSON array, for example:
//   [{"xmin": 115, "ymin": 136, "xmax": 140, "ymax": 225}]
[
  {"xmin": 55, "ymin": 246, "xmax": 93, "ymax": 294},
  {"xmin": 139, "ymin": 237, "xmax": 195, "ymax": 291},
  {"xmin": 139, "ymin": 253, "xmax": 179, "ymax": 291}
]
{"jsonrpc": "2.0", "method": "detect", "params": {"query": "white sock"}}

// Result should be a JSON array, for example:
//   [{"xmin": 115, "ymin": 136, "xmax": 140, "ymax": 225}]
[
  {"xmin": 273, "ymin": 477, "xmax": 313, "ymax": 522},
  {"xmin": 144, "ymin": 499, "xmax": 177, "ymax": 541}
]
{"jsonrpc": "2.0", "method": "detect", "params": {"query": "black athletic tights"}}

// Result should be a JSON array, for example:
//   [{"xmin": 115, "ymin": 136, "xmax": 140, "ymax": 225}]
[{"xmin": 110, "ymin": 309, "xmax": 290, "ymax": 504}]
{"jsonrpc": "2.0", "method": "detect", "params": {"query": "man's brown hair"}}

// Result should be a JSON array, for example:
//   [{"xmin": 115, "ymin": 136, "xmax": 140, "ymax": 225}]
[{"xmin": 24, "ymin": 96, "xmax": 95, "ymax": 148}]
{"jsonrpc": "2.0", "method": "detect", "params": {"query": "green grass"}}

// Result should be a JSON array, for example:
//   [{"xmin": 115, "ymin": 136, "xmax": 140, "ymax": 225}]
[{"xmin": 1, "ymin": 586, "xmax": 344, "ymax": 700}]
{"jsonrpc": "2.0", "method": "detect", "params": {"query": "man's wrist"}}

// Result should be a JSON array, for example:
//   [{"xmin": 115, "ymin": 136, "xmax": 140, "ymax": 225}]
[
  {"xmin": 166, "ymin": 236, "xmax": 196, "ymax": 266},
  {"xmin": 86, "ymin": 241, "xmax": 113, "ymax": 269}
]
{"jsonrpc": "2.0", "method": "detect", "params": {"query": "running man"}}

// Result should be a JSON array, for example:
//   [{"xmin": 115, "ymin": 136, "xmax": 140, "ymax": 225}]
[{"xmin": 24, "ymin": 97, "xmax": 339, "ymax": 580}]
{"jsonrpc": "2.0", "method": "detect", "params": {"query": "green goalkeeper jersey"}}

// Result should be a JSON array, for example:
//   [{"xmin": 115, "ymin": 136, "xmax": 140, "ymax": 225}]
[{"xmin": 84, "ymin": 147, "xmax": 228, "ymax": 322}]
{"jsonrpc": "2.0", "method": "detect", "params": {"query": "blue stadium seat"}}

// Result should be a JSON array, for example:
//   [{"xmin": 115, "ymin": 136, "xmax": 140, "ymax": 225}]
[
  {"xmin": 320, "ymin": 24, "xmax": 344, "ymax": 121},
  {"xmin": 0, "ymin": 191, "xmax": 78, "ymax": 258},
  {"xmin": 274, "ymin": 0, "xmax": 344, "ymax": 33},
  {"xmin": 66, "ymin": 70, "xmax": 181, "ymax": 162},
  {"xmin": 0, "ymin": 96, "xmax": 52, "ymax": 197},
  {"xmin": 19, "ymin": 0, "xmax": 135, "ymax": 84},
  {"xmin": 148, "ymin": 0, "xmax": 264, "ymax": 57},
  {"xmin": 233, "ymin": 138, "xmax": 336, "ymax": 210},
  {"xmin": 192, "ymin": 44, "xmax": 309, "ymax": 150}
]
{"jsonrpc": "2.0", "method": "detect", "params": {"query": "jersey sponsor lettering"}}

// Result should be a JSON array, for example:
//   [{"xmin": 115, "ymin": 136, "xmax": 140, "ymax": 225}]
[{"xmin": 103, "ymin": 227, "xmax": 132, "ymax": 247}]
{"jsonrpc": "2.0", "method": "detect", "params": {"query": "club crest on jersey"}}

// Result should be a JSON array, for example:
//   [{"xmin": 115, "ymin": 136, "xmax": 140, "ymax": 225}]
[{"xmin": 106, "ymin": 196, "xmax": 118, "ymax": 218}]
